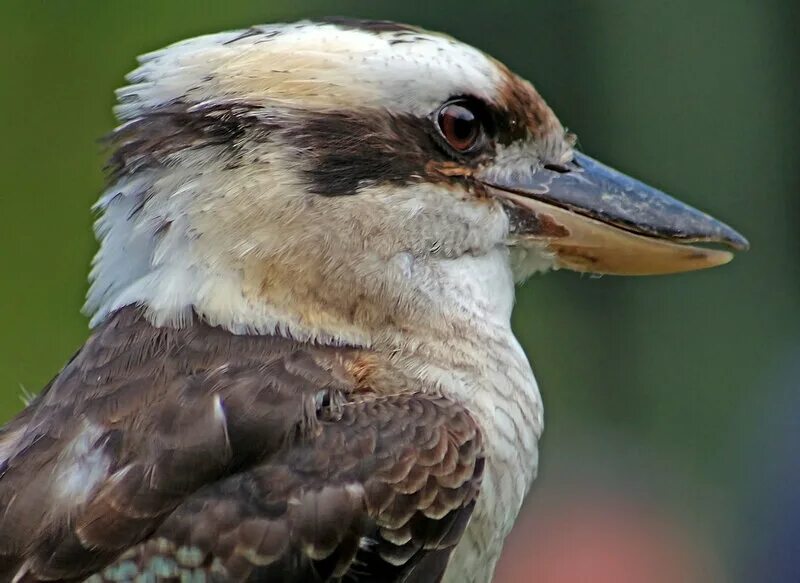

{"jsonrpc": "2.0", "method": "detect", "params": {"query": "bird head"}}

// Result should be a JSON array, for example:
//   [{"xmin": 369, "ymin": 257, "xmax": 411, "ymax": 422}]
[{"xmin": 86, "ymin": 18, "xmax": 747, "ymax": 341}]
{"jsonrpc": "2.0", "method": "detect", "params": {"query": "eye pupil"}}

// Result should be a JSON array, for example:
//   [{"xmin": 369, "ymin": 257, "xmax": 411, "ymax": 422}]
[{"xmin": 438, "ymin": 102, "xmax": 482, "ymax": 152}]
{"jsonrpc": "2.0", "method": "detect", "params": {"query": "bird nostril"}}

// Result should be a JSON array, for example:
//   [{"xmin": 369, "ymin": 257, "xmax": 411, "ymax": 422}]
[{"xmin": 543, "ymin": 163, "xmax": 571, "ymax": 174}]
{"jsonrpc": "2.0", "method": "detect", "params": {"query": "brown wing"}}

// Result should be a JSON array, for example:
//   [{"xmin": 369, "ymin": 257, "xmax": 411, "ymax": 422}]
[{"xmin": 0, "ymin": 307, "xmax": 483, "ymax": 582}]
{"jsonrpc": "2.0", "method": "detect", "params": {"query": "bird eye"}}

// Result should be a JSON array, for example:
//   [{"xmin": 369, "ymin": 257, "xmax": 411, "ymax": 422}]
[{"xmin": 437, "ymin": 101, "xmax": 483, "ymax": 153}]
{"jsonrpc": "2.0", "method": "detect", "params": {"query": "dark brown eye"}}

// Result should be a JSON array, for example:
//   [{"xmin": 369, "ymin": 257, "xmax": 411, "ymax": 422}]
[{"xmin": 437, "ymin": 101, "xmax": 483, "ymax": 153}]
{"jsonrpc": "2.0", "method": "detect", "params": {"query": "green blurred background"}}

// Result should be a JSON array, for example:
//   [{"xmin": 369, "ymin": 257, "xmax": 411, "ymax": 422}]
[{"xmin": 1, "ymin": 1, "xmax": 798, "ymax": 581}]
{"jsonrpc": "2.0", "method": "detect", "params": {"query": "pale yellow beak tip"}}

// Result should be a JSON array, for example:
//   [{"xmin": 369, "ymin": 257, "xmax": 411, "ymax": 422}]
[
  {"xmin": 504, "ymin": 191, "xmax": 741, "ymax": 276},
  {"xmin": 553, "ymin": 243, "xmax": 735, "ymax": 276}
]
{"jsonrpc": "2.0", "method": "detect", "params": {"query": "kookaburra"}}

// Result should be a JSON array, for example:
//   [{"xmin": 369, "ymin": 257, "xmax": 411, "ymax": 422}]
[{"xmin": 0, "ymin": 18, "xmax": 747, "ymax": 583}]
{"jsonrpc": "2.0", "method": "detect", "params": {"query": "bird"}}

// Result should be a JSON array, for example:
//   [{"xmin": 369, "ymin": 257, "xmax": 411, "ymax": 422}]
[{"xmin": 0, "ymin": 17, "xmax": 747, "ymax": 583}]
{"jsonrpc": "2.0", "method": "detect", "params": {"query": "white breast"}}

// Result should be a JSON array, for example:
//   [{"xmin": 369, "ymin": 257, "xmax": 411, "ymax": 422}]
[
  {"xmin": 393, "ymin": 250, "xmax": 544, "ymax": 582},
  {"xmin": 442, "ymin": 330, "xmax": 542, "ymax": 583}
]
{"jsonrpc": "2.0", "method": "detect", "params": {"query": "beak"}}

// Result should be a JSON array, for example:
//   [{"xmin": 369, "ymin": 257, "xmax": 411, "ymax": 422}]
[{"xmin": 480, "ymin": 152, "xmax": 749, "ymax": 275}]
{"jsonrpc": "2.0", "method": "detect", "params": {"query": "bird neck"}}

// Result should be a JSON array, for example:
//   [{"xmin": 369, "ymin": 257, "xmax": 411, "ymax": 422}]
[
  {"xmin": 85, "ymin": 172, "xmax": 515, "ymax": 350},
  {"xmin": 88, "ymin": 237, "xmax": 516, "ymax": 348}
]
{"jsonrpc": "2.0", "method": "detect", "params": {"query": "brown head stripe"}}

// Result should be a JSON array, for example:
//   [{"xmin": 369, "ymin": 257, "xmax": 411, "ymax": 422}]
[
  {"xmin": 105, "ymin": 89, "xmax": 556, "ymax": 196},
  {"xmin": 107, "ymin": 102, "xmax": 496, "ymax": 196},
  {"xmin": 105, "ymin": 101, "xmax": 266, "ymax": 181}
]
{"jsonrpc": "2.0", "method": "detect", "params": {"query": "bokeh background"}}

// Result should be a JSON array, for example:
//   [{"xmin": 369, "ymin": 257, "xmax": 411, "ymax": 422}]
[{"xmin": 1, "ymin": 1, "xmax": 798, "ymax": 581}]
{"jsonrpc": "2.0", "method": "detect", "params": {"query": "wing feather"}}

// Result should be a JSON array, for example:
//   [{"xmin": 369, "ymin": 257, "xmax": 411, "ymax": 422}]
[{"xmin": 0, "ymin": 307, "xmax": 483, "ymax": 582}]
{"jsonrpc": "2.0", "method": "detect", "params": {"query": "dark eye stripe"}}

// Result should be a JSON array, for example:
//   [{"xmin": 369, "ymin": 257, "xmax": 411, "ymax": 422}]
[
  {"xmin": 106, "ymin": 98, "xmax": 532, "ymax": 198},
  {"xmin": 105, "ymin": 101, "xmax": 263, "ymax": 181},
  {"xmin": 284, "ymin": 110, "xmax": 465, "ymax": 195}
]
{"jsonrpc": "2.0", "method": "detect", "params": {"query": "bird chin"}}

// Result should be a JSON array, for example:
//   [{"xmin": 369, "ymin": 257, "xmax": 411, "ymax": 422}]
[{"xmin": 507, "ymin": 240, "xmax": 558, "ymax": 283}]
